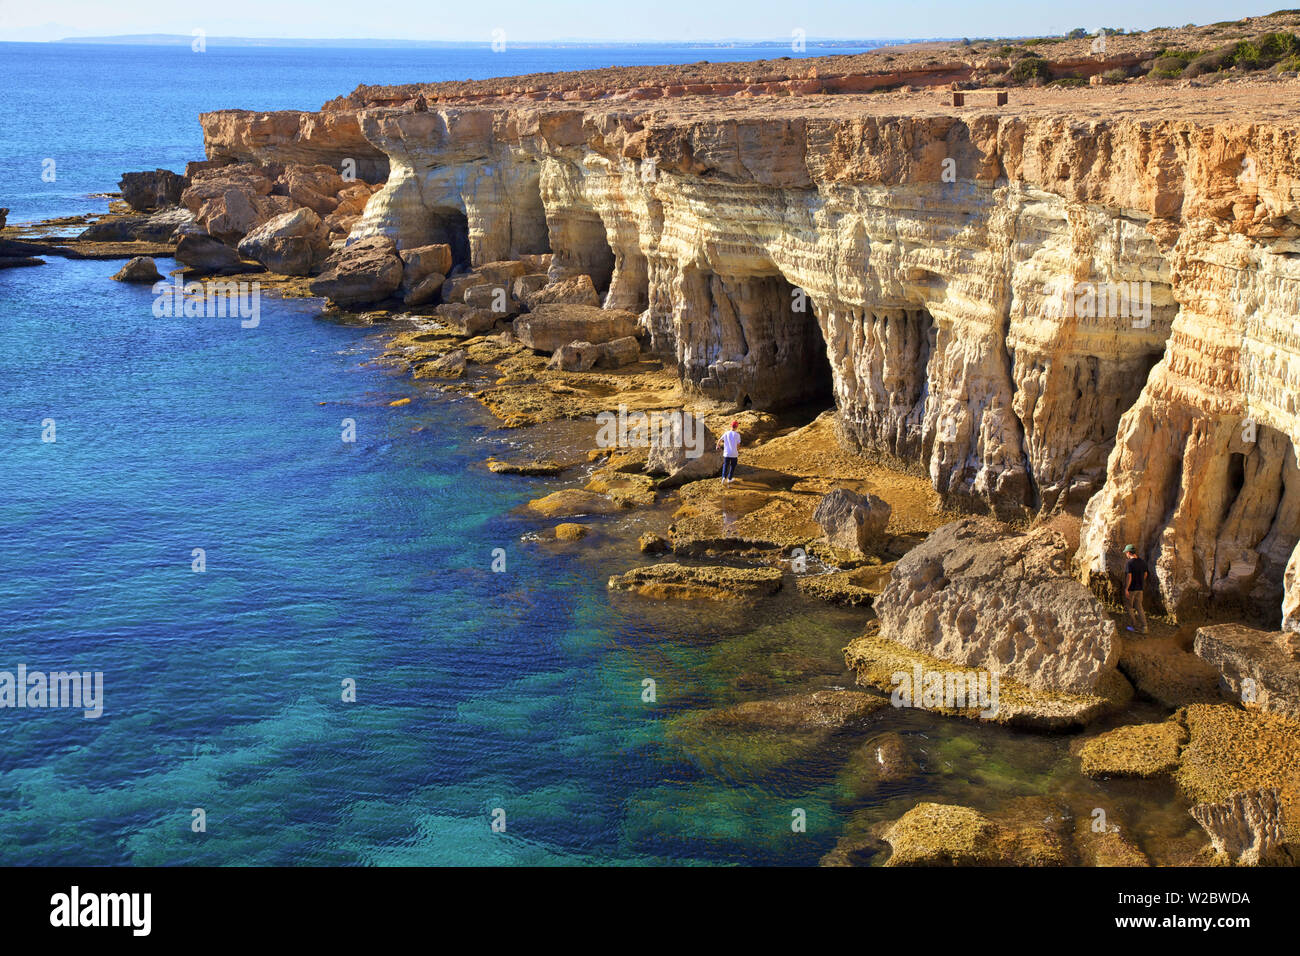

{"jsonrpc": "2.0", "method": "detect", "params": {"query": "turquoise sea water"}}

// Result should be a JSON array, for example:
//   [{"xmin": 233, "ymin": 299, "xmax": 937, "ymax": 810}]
[{"xmin": 0, "ymin": 42, "xmax": 1206, "ymax": 866}]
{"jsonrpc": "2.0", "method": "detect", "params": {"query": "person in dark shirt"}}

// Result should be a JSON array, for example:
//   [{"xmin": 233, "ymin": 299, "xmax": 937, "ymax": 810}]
[{"xmin": 1122, "ymin": 544, "xmax": 1148, "ymax": 634}]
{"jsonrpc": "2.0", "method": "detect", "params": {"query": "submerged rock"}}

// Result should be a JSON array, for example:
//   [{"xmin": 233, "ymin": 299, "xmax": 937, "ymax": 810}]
[
  {"xmin": 607, "ymin": 562, "xmax": 782, "ymax": 601},
  {"xmin": 796, "ymin": 563, "xmax": 893, "ymax": 607},
  {"xmin": 1077, "ymin": 721, "xmax": 1188, "ymax": 778}
]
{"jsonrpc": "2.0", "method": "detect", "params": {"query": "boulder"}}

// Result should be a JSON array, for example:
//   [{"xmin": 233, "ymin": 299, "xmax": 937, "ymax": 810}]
[
  {"xmin": 554, "ymin": 523, "xmax": 589, "ymax": 541},
  {"xmin": 433, "ymin": 302, "xmax": 496, "ymax": 336},
  {"xmin": 281, "ymin": 164, "xmax": 347, "ymax": 215},
  {"xmin": 403, "ymin": 271, "xmax": 446, "ymax": 307},
  {"xmin": 236, "ymin": 207, "xmax": 328, "ymax": 276},
  {"xmin": 872, "ymin": 519, "xmax": 1120, "ymax": 696},
  {"xmin": 119, "ymin": 169, "xmax": 184, "ymax": 211},
  {"xmin": 180, "ymin": 163, "xmax": 274, "ymax": 213},
  {"xmin": 399, "ymin": 244, "xmax": 453, "ymax": 292},
  {"xmin": 548, "ymin": 340, "xmax": 600, "ymax": 372},
  {"xmin": 1193, "ymin": 623, "xmax": 1300, "ymax": 719},
  {"xmin": 607, "ymin": 563, "xmax": 783, "ymax": 601},
  {"xmin": 595, "ymin": 335, "xmax": 640, "ymax": 368},
  {"xmin": 1077, "ymin": 721, "xmax": 1188, "ymax": 778},
  {"xmin": 440, "ymin": 272, "xmax": 480, "ymax": 303},
  {"xmin": 174, "ymin": 233, "xmax": 254, "ymax": 276},
  {"xmin": 513, "ymin": 305, "xmax": 638, "ymax": 352},
  {"xmin": 475, "ymin": 260, "xmax": 529, "ymax": 287},
  {"xmin": 309, "ymin": 236, "xmax": 403, "ymax": 306},
  {"xmin": 645, "ymin": 411, "xmax": 721, "ymax": 485},
  {"xmin": 522, "ymin": 273, "xmax": 601, "ymax": 309},
  {"xmin": 464, "ymin": 282, "xmax": 517, "ymax": 316},
  {"xmin": 111, "ymin": 256, "xmax": 163, "ymax": 283},
  {"xmin": 412, "ymin": 349, "xmax": 468, "ymax": 380},
  {"xmin": 512, "ymin": 273, "xmax": 550, "ymax": 304},
  {"xmin": 813, "ymin": 487, "xmax": 892, "ymax": 555},
  {"xmin": 880, "ymin": 802, "xmax": 1070, "ymax": 867}
]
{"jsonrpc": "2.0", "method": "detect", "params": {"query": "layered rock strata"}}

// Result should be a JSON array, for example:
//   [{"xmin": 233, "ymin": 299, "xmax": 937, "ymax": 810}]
[{"xmin": 199, "ymin": 77, "xmax": 1300, "ymax": 626}]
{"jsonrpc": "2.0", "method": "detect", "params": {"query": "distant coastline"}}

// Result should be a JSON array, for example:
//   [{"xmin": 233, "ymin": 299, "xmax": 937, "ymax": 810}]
[{"xmin": 38, "ymin": 35, "xmax": 914, "ymax": 49}]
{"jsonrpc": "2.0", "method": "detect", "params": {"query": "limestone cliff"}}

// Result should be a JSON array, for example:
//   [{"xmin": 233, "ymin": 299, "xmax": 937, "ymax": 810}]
[{"xmin": 199, "ymin": 80, "xmax": 1300, "ymax": 630}]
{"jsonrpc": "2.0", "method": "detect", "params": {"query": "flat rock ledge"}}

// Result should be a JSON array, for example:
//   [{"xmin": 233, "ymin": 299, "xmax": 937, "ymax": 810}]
[
  {"xmin": 1075, "ymin": 703, "xmax": 1300, "ymax": 861},
  {"xmin": 844, "ymin": 624, "xmax": 1134, "ymax": 731},
  {"xmin": 1194, "ymin": 623, "xmax": 1300, "ymax": 719},
  {"xmin": 607, "ymin": 563, "xmax": 783, "ymax": 602},
  {"xmin": 796, "ymin": 563, "xmax": 893, "ymax": 607}
]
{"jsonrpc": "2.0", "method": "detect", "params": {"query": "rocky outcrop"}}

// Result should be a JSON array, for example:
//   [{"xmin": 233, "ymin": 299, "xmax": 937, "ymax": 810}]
[
  {"xmin": 1193, "ymin": 623, "xmax": 1300, "ymax": 718},
  {"xmin": 196, "ymin": 61, "xmax": 1300, "ymax": 630},
  {"xmin": 871, "ymin": 519, "xmax": 1120, "ymax": 696},
  {"xmin": 119, "ymin": 169, "xmax": 184, "ymax": 211},
  {"xmin": 513, "ymin": 305, "xmax": 637, "ymax": 352}
]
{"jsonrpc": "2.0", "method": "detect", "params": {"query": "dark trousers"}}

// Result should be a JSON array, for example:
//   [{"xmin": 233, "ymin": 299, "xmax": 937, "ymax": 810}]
[{"xmin": 722, "ymin": 456, "xmax": 737, "ymax": 480}]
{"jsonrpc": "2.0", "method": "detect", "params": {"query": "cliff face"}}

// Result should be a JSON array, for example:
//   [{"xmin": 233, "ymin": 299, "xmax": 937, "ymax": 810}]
[{"xmin": 200, "ymin": 91, "xmax": 1300, "ymax": 628}]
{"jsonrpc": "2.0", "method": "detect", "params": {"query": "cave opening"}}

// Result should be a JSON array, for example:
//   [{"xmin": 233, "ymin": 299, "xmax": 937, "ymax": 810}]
[
  {"xmin": 427, "ymin": 207, "xmax": 471, "ymax": 272},
  {"xmin": 511, "ymin": 167, "xmax": 552, "ymax": 258},
  {"xmin": 749, "ymin": 273, "xmax": 835, "ymax": 423}
]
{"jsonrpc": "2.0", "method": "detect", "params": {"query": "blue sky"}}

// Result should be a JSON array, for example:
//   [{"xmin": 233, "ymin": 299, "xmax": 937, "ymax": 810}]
[{"xmin": 0, "ymin": 0, "xmax": 1276, "ymax": 43}]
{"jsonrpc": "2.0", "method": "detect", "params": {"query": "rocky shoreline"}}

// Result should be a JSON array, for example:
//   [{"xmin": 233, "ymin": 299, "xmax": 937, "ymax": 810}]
[{"xmin": 7, "ymin": 15, "xmax": 1300, "ymax": 865}]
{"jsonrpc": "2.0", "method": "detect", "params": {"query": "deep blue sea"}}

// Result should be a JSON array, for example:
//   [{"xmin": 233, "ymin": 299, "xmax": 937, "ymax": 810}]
[{"xmin": 0, "ymin": 41, "xmax": 1199, "ymax": 866}]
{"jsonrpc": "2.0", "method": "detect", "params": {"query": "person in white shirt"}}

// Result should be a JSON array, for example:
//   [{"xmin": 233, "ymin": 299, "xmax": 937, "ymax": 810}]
[{"xmin": 717, "ymin": 421, "xmax": 742, "ymax": 484}]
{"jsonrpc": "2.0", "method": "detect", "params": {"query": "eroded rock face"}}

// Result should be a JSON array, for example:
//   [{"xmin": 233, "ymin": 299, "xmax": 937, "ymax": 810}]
[
  {"xmin": 1189, "ymin": 788, "xmax": 1287, "ymax": 866},
  {"xmin": 873, "ymin": 519, "xmax": 1119, "ymax": 695},
  {"xmin": 174, "ymin": 234, "xmax": 252, "ymax": 276},
  {"xmin": 197, "ymin": 93, "xmax": 1300, "ymax": 626},
  {"xmin": 645, "ymin": 411, "xmax": 720, "ymax": 485}
]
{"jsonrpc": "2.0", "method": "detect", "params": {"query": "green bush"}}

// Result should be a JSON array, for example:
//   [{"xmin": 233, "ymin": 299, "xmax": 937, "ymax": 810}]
[
  {"xmin": 1048, "ymin": 77, "xmax": 1088, "ymax": 87},
  {"xmin": 1102, "ymin": 68, "xmax": 1129, "ymax": 83},
  {"xmin": 1011, "ymin": 56, "xmax": 1052, "ymax": 82},
  {"xmin": 1150, "ymin": 54, "xmax": 1189, "ymax": 77},
  {"xmin": 1066, "ymin": 28, "xmax": 1088, "ymax": 39}
]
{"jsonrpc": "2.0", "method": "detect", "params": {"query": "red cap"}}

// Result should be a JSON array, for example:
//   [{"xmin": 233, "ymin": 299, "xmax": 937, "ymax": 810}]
[{"xmin": 731, "ymin": 421, "xmax": 738, "ymax": 428}]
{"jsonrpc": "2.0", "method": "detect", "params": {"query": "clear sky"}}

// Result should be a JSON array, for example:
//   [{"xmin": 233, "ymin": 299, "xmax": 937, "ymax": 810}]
[{"xmin": 0, "ymin": 0, "xmax": 1278, "ymax": 43}]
